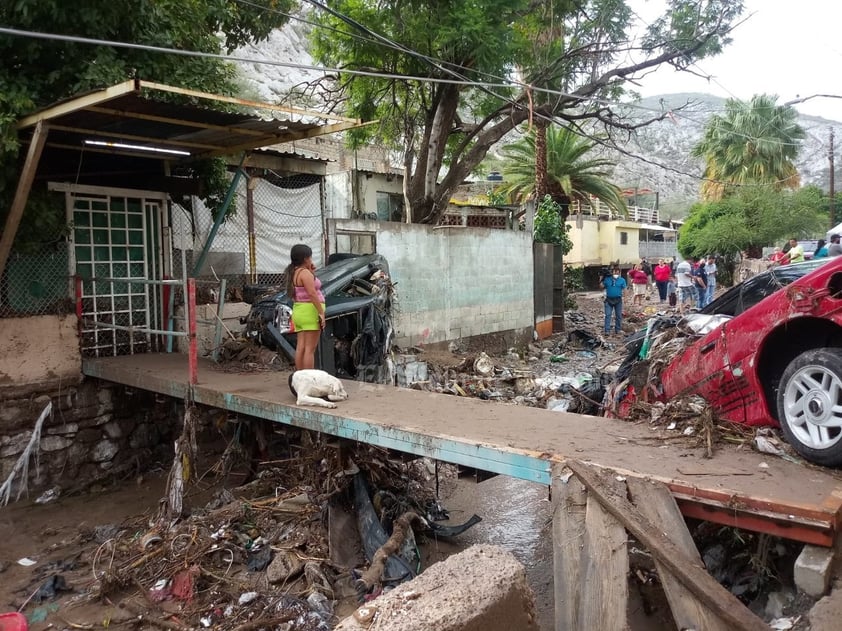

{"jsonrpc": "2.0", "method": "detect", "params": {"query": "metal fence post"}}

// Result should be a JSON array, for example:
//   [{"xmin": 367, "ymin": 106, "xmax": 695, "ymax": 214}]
[
  {"xmin": 187, "ymin": 278, "xmax": 198, "ymax": 385},
  {"xmin": 211, "ymin": 278, "xmax": 227, "ymax": 362}
]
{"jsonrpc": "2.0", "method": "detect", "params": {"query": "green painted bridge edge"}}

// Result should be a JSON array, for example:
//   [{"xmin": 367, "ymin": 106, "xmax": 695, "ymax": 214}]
[{"xmin": 82, "ymin": 360, "xmax": 552, "ymax": 485}]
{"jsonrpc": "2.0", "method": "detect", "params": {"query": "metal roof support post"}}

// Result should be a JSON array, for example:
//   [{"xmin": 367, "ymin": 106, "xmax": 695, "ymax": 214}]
[
  {"xmin": 191, "ymin": 153, "xmax": 246, "ymax": 276},
  {"xmin": 0, "ymin": 121, "xmax": 48, "ymax": 280}
]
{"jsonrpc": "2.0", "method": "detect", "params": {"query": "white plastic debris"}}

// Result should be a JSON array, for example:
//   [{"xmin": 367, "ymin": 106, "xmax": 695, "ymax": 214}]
[
  {"xmin": 473, "ymin": 352, "xmax": 495, "ymax": 377},
  {"xmin": 17, "ymin": 557, "xmax": 36, "ymax": 567},
  {"xmin": 35, "ymin": 486, "xmax": 61, "ymax": 504},
  {"xmin": 238, "ymin": 591, "xmax": 259, "ymax": 605},
  {"xmin": 769, "ymin": 616, "xmax": 799, "ymax": 630}
]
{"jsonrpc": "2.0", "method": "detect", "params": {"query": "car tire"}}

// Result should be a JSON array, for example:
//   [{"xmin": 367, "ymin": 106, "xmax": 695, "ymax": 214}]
[{"xmin": 776, "ymin": 348, "xmax": 842, "ymax": 467}]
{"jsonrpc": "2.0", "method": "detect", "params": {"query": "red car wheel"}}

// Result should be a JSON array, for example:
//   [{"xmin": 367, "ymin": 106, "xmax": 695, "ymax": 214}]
[{"xmin": 777, "ymin": 348, "xmax": 842, "ymax": 467}]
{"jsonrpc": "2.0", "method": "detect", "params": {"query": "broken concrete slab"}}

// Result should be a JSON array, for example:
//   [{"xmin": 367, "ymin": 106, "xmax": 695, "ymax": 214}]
[
  {"xmin": 795, "ymin": 544, "xmax": 835, "ymax": 597},
  {"xmin": 336, "ymin": 545, "xmax": 538, "ymax": 631},
  {"xmin": 808, "ymin": 578, "xmax": 842, "ymax": 631}
]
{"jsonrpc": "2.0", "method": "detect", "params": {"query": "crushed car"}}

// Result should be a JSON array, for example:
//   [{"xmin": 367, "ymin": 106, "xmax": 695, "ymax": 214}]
[
  {"xmin": 608, "ymin": 257, "xmax": 842, "ymax": 466},
  {"xmin": 243, "ymin": 254, "xmax": 395, "ymax": 382}
]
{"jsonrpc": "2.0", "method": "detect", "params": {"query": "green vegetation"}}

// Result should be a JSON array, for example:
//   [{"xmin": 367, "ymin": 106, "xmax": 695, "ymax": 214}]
[
  {"xmin": 692, "ymin": 94, "xmax": 805, "ymax": 200},
  {"xmin": 533, "ymin": 195, "xmax": 573, "ymax": 253},
  {"xmin": 0, "ymin": 0, "xmax": 293, "ymax": 243},
  {"xmin": 498, "ymin": 125, "xmax": 626, "ymax": 218},
  {"xmin": 678, "ymin": 185, "xmax": 827, "ymax": 264},
  {"xmin": 310, "ymin": 0, "xmax": 745, "ymax": 224}
]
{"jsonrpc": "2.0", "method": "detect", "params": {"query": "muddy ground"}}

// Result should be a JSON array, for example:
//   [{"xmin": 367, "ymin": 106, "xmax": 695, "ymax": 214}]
[{"xmin": 0, "ymin": 290, "xmax": 837, "ymax": 631}]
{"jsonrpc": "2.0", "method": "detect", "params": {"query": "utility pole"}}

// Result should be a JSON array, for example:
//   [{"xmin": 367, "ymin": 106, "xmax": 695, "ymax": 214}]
[{"xmin": 830, "ymin": 127, "xmax": 836, "ymax": 229}]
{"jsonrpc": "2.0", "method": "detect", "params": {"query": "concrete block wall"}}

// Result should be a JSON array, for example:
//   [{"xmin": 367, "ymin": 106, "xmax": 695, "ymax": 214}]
[{"xmin": 330, "ymin": 220, "xmax": 534, "ymax": 347}]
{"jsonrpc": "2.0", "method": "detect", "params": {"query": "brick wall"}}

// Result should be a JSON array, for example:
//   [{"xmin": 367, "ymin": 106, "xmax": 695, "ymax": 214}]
[{"xmin": 329, "ymin": 220, "xmax": 534, "ymax": 347}]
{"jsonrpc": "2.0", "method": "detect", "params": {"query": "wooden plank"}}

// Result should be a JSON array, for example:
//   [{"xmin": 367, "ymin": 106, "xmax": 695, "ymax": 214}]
[
  {"xmin": 628, "ymin": 477, "xmax": 732, "ymax": 631},
  {"xmin": 577, "ymin": 473, "xmax": 628, "ymax": 630},
  {"xmin": 552, "ymin": 463, "xmax": 628, "ymax": 631},
  {"xmin": 0, "ymin": 120, "xmax": 48, "ymax": 280},
  {"xmin": 552, "ymin": 463, "xmax": 587, "ymax": 631},
  {"xmin": 566, "ymin": 460, "xmax": 768, "ymax": 631},
  {"xmin": 16, "ymin": 80, "xmax": 136, "ymax": 128}
]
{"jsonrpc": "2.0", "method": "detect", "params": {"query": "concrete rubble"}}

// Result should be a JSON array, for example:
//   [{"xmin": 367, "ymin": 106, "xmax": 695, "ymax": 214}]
[{"xmin": 336, "ymin": 545, "xmax": 539, "ymax": 631}]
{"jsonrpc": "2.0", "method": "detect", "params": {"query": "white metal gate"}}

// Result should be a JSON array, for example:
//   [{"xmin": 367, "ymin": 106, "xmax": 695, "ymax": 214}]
[{"xmin": 55, "ymin": 183, "xmax": 168, "ymax": 357}]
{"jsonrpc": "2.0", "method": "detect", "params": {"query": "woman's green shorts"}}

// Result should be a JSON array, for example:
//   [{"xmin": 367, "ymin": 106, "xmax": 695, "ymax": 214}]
[{"xmin": 292, "ymin": 302, "xmax": 324, "ymax": 331}]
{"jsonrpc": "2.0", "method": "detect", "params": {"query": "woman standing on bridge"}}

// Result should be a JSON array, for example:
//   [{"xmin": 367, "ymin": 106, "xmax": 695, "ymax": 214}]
[{"xmin": 285, "ymin": 244, "xmax": 325, "ymax": 370}]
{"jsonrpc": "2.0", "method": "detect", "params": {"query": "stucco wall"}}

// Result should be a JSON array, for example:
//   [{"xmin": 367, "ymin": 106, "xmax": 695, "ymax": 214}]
[
  {"xmin": 566, "ymin": 218, "xmax": 641, "ymax": 267},
  {"xmin": 330, "ymin": 220, "xmax": 534, "ymax": 347},
  {"xmin": 0, "ymin": 315, "xmax": 81, "ymax": 391}
]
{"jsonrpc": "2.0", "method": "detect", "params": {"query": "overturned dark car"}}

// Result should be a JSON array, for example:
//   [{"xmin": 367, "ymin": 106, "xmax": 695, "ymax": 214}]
[
  {"xmin": 608, "ymin": 257, "xmax": 842, "ymax": 467},
  {"xmin": 243, "ymin": 254, "xmax": 395, "ymax": 381}
]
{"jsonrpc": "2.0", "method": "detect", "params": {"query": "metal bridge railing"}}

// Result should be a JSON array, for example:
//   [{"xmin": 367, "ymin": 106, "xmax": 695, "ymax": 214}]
[{"xmin": 74, "ymin": 276, "xmax": 205, "ymax": 384}]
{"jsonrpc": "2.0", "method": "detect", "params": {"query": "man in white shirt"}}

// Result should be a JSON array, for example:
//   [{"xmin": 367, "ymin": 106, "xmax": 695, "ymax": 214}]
[
  {"xmin": 703, "ymin": 255, "xmax": 717, "ymax": 306},
  {"xmin": 675, "ymin": 259, "xmax": 695, "ymax": 313}
]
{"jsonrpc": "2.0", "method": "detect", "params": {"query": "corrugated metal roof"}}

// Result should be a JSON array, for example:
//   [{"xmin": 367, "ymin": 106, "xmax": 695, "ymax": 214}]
[{"xmin": 17, "ymin": 80, "xmax": 366, "ymax": 161}]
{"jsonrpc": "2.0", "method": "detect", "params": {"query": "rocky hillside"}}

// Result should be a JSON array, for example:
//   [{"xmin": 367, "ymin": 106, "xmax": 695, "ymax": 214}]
[
  {"xmin": 602, "ymin": 93, "xmax": 838, "ymax": 217},
  {"xmin": 233, "ymin": 27, "xmax": 839, "ymax": 218}
]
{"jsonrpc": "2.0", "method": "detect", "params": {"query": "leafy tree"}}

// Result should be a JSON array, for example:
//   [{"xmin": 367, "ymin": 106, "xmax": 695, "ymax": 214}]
[
  {"xmin": 309, "ymin": 0, "xmax": 744, "ymax": 224},
  {"xmin": 678, "ymin": 185, "xmax": 826, "ymax": 261},
  {"xmin": 498, "ymin": 125, "xmax": 626, "ymax": 218},
  {"xmin": 533, "ymin": 195, "xmax": 573, "ymax": 253},
  {"xmin": 692, "ymin": 94, "xmax": 805, "ymax": 200},
  {"xmin": 0, "ymin": 0, "xmax": 293, "ymax": 241}
]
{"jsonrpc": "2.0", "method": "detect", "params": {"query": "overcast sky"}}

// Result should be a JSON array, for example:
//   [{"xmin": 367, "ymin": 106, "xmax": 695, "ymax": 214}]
[{"xmin": 630, "ymin": 0, "xmax": 842, "ymax": 121}]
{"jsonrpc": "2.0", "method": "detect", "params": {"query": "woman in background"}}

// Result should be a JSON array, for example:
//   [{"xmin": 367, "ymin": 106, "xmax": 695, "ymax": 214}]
[{"xmin": 284, "ymin": 244, "xmax": 325, "ymax": 370}]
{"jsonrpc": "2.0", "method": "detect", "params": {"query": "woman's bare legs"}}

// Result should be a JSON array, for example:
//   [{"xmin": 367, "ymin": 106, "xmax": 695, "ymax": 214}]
[{"xmin": 295, "ymin": 330, "xmax": 321, "ymax": 370}]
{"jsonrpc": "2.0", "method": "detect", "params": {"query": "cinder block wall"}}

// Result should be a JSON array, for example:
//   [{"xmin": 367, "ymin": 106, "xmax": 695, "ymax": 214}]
[{"xmin": 330, "ymin": 220, "xmax": 534, "ymax": 347}]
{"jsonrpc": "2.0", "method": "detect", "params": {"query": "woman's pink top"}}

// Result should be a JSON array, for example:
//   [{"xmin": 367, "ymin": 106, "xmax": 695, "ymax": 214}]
[
  {"xmin": 653, "ymin": 264, "xmax": 671, "ymax": 282},
  {"xmin": 293, "ymin": 272, "xmax": 325, "ymax": 303},
  {"xmin": 629, "ymin": 269, "xmax": 648, "ymax": 284}
]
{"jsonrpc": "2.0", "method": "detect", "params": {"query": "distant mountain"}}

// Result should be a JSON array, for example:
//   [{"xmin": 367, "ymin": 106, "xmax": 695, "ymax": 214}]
[
  {"xmin": 233, "ymin": 27, "xmax": 840, "ymax": 219},
  {"xmin": 602, "ymin": 93, "xmax": 839, "ymax": 218}
]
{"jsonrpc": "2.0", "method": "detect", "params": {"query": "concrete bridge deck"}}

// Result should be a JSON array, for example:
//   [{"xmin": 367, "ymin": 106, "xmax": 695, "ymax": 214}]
[{"xmin": 82, "ymin": 354, "xmax": 842, "ymax": 546}]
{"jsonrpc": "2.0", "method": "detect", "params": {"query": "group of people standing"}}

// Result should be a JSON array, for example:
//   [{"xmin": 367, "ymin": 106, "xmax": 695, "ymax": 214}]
[
  {"xmin": 600, "ymin": 255, "xmax": 718, "ymax": 334},
  {"xmin": 769, "ymin": 235, "xmax": 842, "ymax": 266}
]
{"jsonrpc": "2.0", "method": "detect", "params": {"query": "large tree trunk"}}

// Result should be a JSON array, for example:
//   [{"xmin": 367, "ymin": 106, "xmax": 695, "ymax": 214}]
[{"xmin": 534, "ymin": 119, "xmax": 549, "ymax": 201}]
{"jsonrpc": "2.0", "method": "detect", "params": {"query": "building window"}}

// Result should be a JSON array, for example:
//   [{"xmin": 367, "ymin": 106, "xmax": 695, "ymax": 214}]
[
  {"xmin": 376, "ymin": 192, "xmax": 404, "ymax": 222},
  {"xmin": 620, "ymin": 231, "xmax": 628, "ymax": 245}
]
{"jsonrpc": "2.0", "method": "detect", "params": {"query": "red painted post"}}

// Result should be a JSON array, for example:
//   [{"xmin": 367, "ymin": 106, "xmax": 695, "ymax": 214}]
[{"xmin": 187, "ymin": 278, "xmax": 198, "ymax": 385}]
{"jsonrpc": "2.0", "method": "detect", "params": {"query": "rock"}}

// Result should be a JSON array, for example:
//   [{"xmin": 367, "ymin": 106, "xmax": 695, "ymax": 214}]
[
  {"xmin": 130, "ymin": 423, "xmax": 160, "ymax": 449},
  {"xmin": 45, "ymin": 422, "xmax": 79, "ymax": 436},
  {"xmin": 765, "ymin": 589, "xmax": 794, "ymax": 619},
  {"xmin": 91, "ymin": 439, "xmax": 119, "ymax": 463},
  {"xmin": 102, "ymin": 420, "xmax": 124, "ymax": 439},
  {"xmin": 795, "ymin": 544, "xmax": 834, "ymax": 597},
  {"xmin": 40, "ymin": 435, "xmax": 74, "ymax": 452},
  {"xmin": 267, "ymin": 550, "xmax": 305, "ymax": 584}
]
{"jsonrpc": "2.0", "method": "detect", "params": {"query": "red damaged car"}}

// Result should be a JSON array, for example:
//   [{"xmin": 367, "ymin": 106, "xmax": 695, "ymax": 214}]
[{"xmin": 612, "ymin": 257, "xmax": 842, "ymax": 466}]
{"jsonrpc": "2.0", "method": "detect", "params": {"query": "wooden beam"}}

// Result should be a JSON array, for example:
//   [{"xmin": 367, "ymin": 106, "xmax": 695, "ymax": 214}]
[
  {"xmin": 552, "ymin": 464, "xmax": 629, "ymax": 631},
  {"xmin": 0, "ymin": 121, "xmax": 48, "ymax": 280},
  {"xmin": 627, "ymin": 477, "xmax": 732, "ymax": 631},
  {"xmin": 552, "ymin": 464, "xmax": 587, "ymax": 631},
  {"xmin": 578, "ymin": 475, "xmax": 628, "ymax": 630},
  {"xmin": 211, "ymin": 120, "xmax": 376, "ymax": 157},
  {"xmin": 138, "ymin": 80, "xmax": 361, "ymax": 124},
  {"xmin": 17, "ymin": 81, "xmax": 136, "ymax": 128},
  {"xmin": 565, "ymin": 460, "xmax": 768, "ymax": 631},
  {"xmin": 86, "ymin": 105, "xmax": 268, "ymax": 137},
  {"xmin": 239, "ymin": 153, "xmax": 327, "ymax": 176}
]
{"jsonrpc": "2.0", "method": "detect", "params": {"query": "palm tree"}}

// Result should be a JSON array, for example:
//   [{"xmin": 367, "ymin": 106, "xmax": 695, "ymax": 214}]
[
  {"xmin": 692, "ymin": 94, "xmax": 805, "ymax": 200},
  {"xmin": 499, "ymin": 125, "xmax": 627, "ymax": 218}
]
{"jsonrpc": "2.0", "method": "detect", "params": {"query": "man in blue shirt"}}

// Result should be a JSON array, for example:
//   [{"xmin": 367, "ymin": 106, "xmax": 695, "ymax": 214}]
[{"xmin": 600, "ymin": 266, "xmax": 627, "ymax": 335}]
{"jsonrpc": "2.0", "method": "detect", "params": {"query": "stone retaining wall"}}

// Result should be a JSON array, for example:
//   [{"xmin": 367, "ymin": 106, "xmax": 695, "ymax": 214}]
[{"xmin": 0, "ymin": 381, "xmax": 174, "ymax": 496}]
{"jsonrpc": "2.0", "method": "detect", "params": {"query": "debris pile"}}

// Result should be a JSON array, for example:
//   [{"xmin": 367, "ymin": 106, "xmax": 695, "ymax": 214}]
[{"xmin": 14, "ymin": 435, "xmax": 468, "ymax": 631}]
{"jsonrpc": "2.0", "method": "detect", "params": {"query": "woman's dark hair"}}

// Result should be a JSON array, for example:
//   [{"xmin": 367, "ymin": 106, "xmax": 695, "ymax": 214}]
[
  {"xmin": 284, "ymin": 243, "xmax": 313, "ymax": 296},
  {"xmin": 816, "ymin": 239, "xmax": 826, "ymax": 254}
]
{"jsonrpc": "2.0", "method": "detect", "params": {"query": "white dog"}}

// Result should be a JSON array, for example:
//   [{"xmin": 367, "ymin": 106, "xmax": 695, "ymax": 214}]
[{"xmin": 288, "ymin": 370, "xmax": 348, "ymax": 408}]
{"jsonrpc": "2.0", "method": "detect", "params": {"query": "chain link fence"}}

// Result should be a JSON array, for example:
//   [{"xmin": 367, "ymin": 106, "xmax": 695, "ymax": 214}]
[{"xmin": 171, "ymin": 171, "xmax": 324, "ymax": 302}]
